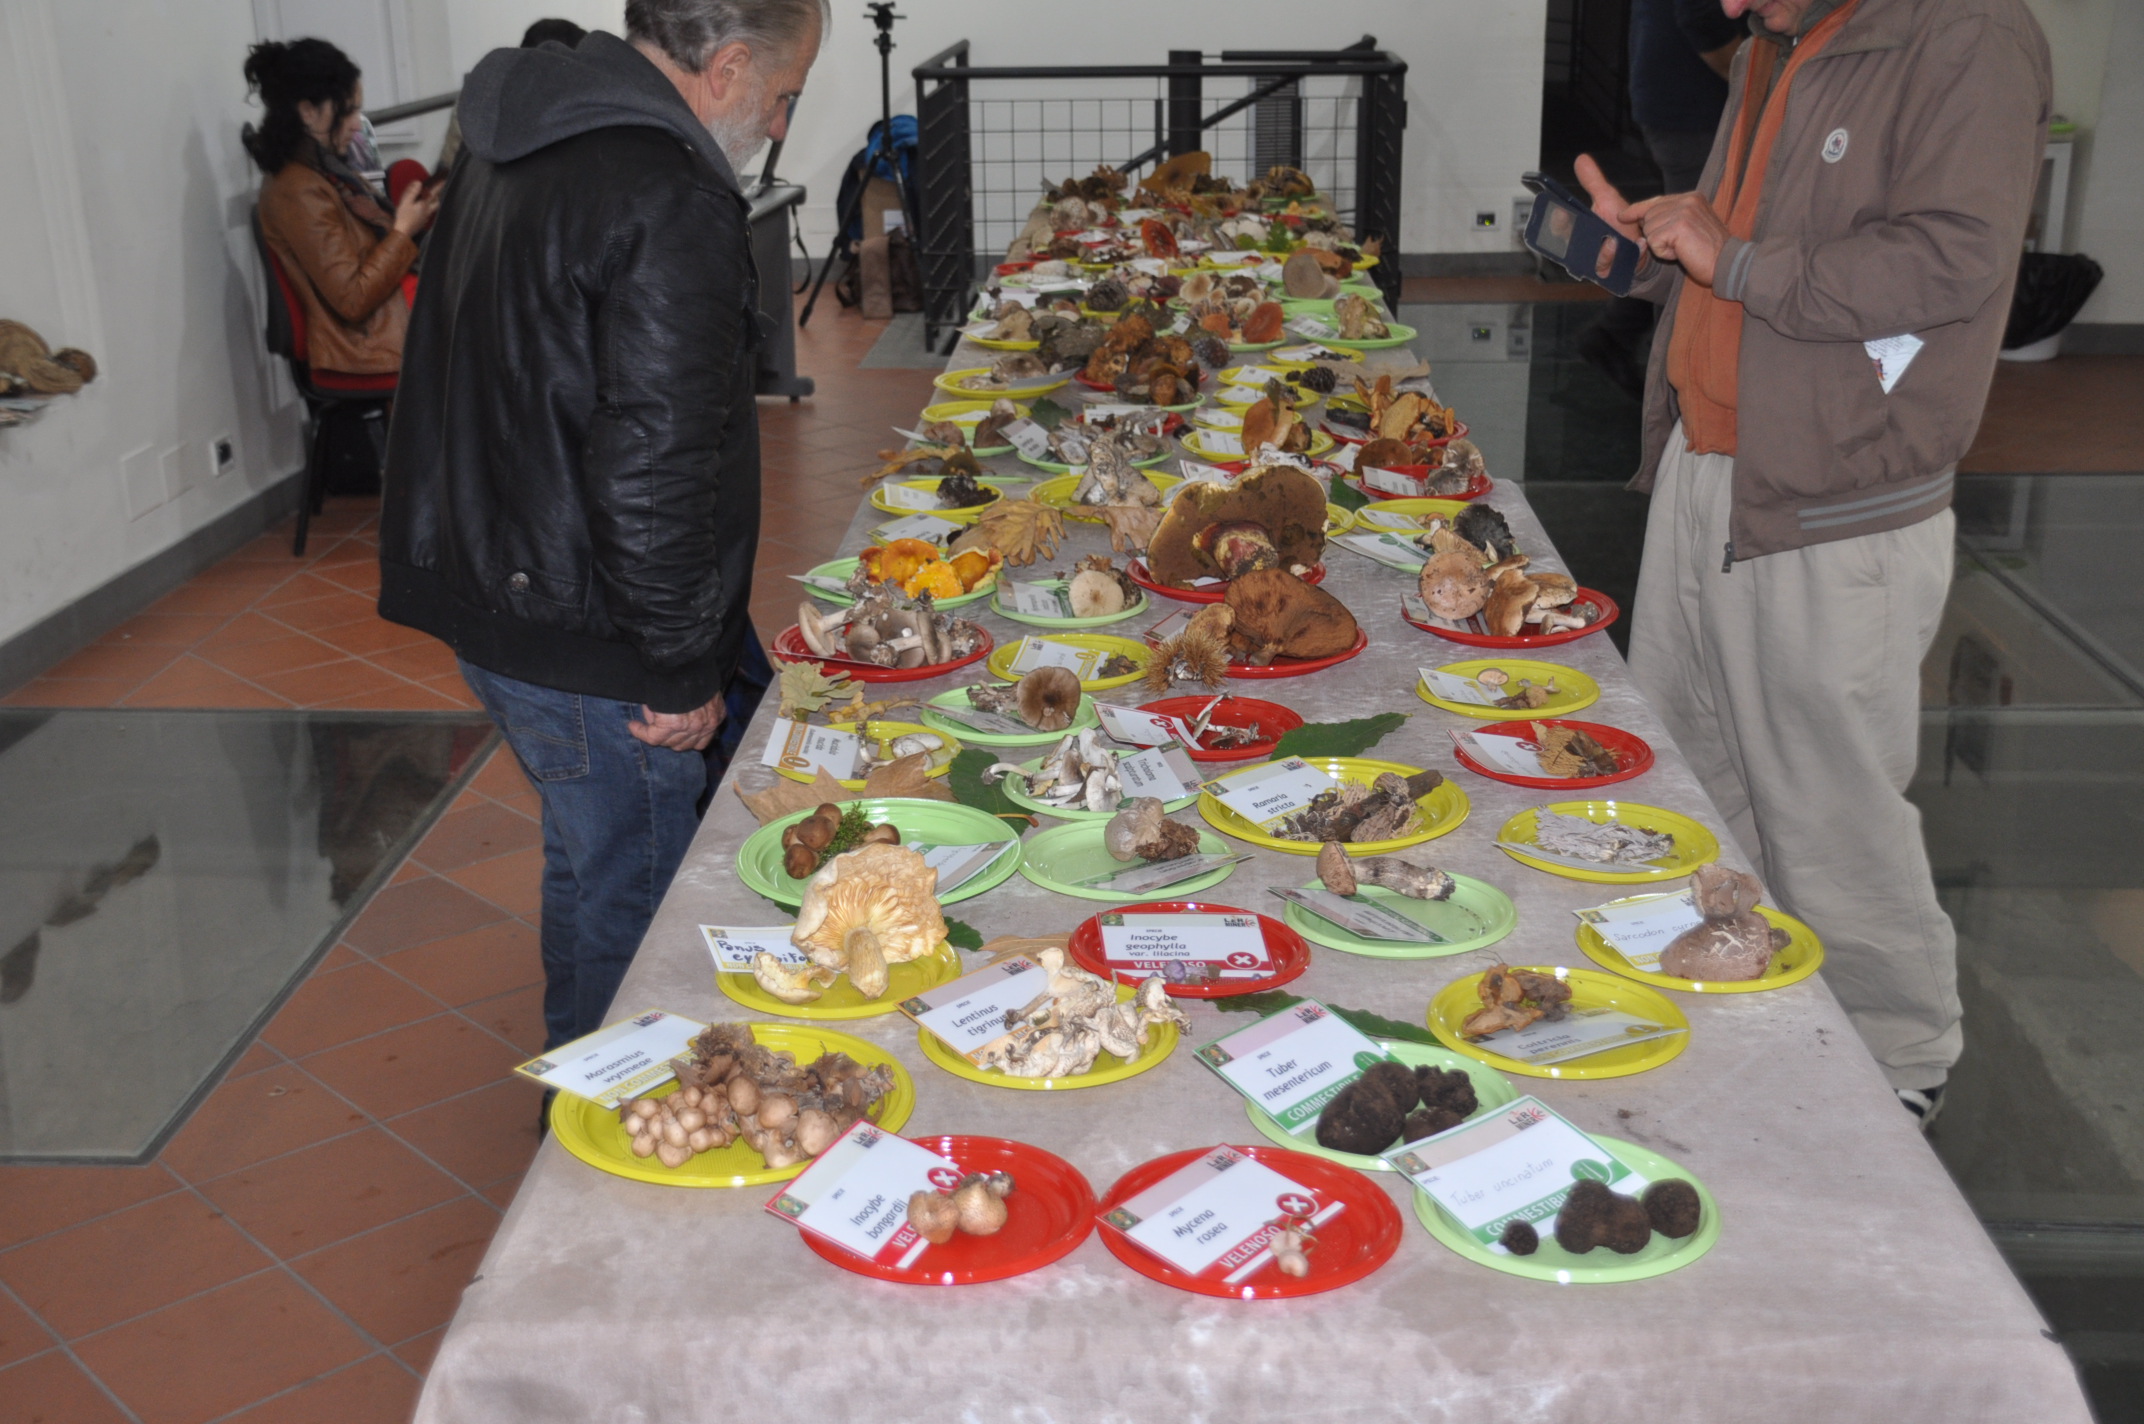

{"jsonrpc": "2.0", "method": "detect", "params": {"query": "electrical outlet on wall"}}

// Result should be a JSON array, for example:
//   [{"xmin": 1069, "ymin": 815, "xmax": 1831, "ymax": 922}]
[
  {"xmin": 210, "ymin": 434, "xmax": 237, "ymax": 480},
  {"xmin": 1473, "ymin": 209, "xmax": 1500, "ymax": 231},
  {"xmin": 1514, "ymin": 196, "xmax": 1535, "ymax": 236}
]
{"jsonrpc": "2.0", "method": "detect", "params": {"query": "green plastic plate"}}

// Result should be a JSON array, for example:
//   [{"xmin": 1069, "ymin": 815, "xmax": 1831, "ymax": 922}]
[
  {"xmin": 736, "ymin": 798, "xmax": 1022, "ymax": 908},
  {"xmin": 1016, "ymin": 820, "xmax": 1237, "ymax": 901},
  {"xmin": 1243, "ymin": 1041, "xmax": 1519, "ymax": 1171},
  {"xmin": 919, "ymin": 689, "xmax": 1099, "ymax": 747},
  {"xmin": 1275, "ymin": 875, "xmax": 1518, "ymax": 960},
  {"xmin": 1325, "ymin": 323, "xmax": 1419, "ymax": 350},
  {"xmin": 989, "ymin": 579, "xmax": 1149, "ymax": 629},
  {"xmin": 996, "ymin": 753, "xmax": 1200, "ymax": 822},
  {"xmin": 796, "ymin": 557, "xmax": 995, "ymax": 609},
  {"xmin": 1411, "ymin": 1134, "xmax": 1721, "ymax": 1283}
]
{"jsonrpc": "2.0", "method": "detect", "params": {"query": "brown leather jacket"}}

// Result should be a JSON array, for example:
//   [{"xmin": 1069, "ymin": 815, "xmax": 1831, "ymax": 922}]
[
  {"xmin": 1632, "ymin": 0, "xmax": 2050, "ymax": 561},
  {"xmin": 259, "ymin": 161, "xmax": 415, "ymax": 376}
]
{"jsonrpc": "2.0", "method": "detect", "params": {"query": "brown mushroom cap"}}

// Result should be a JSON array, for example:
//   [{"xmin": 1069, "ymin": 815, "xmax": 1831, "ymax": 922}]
[
  {"xmin": 1527, "ymin": 572, "xmax": 1578, "ymax": 608},
  {"xmin": 1146, "ymin": 465, "xmax": 1327, "ymax": 589},
  {"xmin": 1316, "ymin": 841, "xmax": 1358, "ymax": 894},
  {"xmin": 1014, "ymin": 665, "xmax": 1082, "ymax": 730},
  {"xmin": 1419, "ymin": 550, "xmax": 1492, "ymax": 622},
  {"xmin": 1481, "ymin": 568, "xmax": 1538, "ymax": 637},
  {"xmin": 1223, "ymin": 568, "xmax": 1360, "ymax": 663}
]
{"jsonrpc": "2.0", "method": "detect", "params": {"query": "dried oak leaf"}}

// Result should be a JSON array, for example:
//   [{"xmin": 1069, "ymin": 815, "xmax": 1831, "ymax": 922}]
[
  {"xmin": 861, "ymin": 752, "xmax": 955, "ymax": 803},
  {"xmin": 737, "ymin": 769, "xmax": 856, "ymax": 825},
  {"xmin": 953, "ymin": 498, "xmax": 1064, "ymax": 567}
]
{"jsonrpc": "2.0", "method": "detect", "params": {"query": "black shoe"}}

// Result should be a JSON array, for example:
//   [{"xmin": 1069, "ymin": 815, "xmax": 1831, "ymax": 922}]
[
  {"xmin": 537, "ymin": 1089, "xmax": 557, "ymax": 1138},
  {"xmin": 1577, "ymin": 325, "xmax": 1649, "ymax": 402}
]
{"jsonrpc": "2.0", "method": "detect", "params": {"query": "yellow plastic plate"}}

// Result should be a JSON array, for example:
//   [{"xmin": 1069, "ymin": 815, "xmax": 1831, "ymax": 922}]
[
  {"xmin": 1415, "ymin": 659, "xmax": 1602, "ymax": 722},
  {"xmin": 1243, "ymin": 1041, "xmax": 1519, "ymax": 1170},
  {"xmin": 1030, "ymin": 471, "xmax": 1181, "ymax": 522},
  {"xmin": 772, "ymin": 720, "xmax": 960, "ymax": 791},
  {"xmin": 547, "ymin": 1022, "xmax": 916, "ymax": 1187},
  {"xmin": 1325, "ymin": 502, "xmax": 1357, "ymax": 536},
  {"xmin": 1357, "ymin": 497, "xmax": 1472, "ymax": 532},
  {"xmin": 985, "ymin": 634, "xmax": 1151, "ymax": 691},
  {"xmin": 796, "ymin": 557, "xmax": 997, "ymax": 609},
  {"xmin": 1268, "ymin": 342, "xmax": 1365, "ymax": 367},
  {"xmin": 1495, "ymin": 802, "xmax": 1721, "ymax": 884},
  {"xmin": 737, "ymin": 798, "xmax": 1022, "ymax": 908},
  {"xmin": 959, "ymin": 326, "xmax": 1041, "ymax": 351},
  {"xmin": 1192, "ymin": 407, "xmax": 1244, "ymax": 431},
  {"xmin": 919, "ymin": 398, "xmax": 1031, "ymax": 425},
  {"xmin": 1576, "ymin": 899, "xmax": 1826, "ymax": 993},
  {"xmin": 868, "ymin": 477, "xmax": 1014, "ymax": 524},
  {"xmin": 1427, "ymin": 966, "xmax": 1690, "ymax": 1080},
  {"xmin": 1180, "ymin": 427, "xmax": 1335, "ymax": 463},
  {"xmin": 915, "ymin": 982, "xmax": 1179, "ymax": 1090},
  {"xmin": 1197, "ymin": 756, "xmax": 1471, "ymax": 856},
  {"xmin": 718, "ymin": 939, "xmax": 962, "ymax": 1020},
  {"xmin": 932, "ymin": 367, "xmax": 1071, "ymax": 399}
]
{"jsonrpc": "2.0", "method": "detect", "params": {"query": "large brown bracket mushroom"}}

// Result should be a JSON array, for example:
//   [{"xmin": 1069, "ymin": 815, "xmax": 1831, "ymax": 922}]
[{"xmin": 1145, "ymin": 465, "xmax": 1328, "ymax": 590}]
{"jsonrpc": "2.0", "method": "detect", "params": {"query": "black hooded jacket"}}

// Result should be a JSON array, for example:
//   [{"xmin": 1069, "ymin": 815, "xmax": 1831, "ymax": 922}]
[{"xmin": 378, "ymin": 33, "xmax": 761, "ymax": 712}]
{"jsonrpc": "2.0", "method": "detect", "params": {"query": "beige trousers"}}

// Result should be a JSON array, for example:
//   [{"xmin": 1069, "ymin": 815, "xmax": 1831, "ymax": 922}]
[{"xmin": 1629, "ymin": 425, "xmax": 1960, "ymax": 1090}]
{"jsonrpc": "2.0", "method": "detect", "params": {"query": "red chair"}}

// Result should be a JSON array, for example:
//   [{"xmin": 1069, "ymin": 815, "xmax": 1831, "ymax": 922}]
[{"xmin": 250, "ymin": 206, "xmax": 399, "ymax": 555}]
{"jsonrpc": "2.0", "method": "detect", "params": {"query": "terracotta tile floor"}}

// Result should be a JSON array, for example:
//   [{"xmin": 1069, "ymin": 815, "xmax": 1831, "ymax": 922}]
[
  {"xmin": 0, "ymin": 279, "xmax": 2127, "ymax": 1423},
  {"xmin": 0, "ymin": 296, "xmax": 937, "ymax": 1424}
]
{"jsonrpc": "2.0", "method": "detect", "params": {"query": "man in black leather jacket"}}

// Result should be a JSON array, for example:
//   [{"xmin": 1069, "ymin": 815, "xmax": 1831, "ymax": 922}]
[{"xmin": 379, "ymin": 0, "xmax": 823, "ymax": 1050}]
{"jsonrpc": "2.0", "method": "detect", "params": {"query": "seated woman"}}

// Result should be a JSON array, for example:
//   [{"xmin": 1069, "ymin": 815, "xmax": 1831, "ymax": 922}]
[{"xmin": 245, "ymin": 38, "xmax": 439, "ymax": 377}]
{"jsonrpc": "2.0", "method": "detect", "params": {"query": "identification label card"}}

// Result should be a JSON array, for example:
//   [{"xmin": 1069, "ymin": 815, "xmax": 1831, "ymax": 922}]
[
  {"xmin": 898, "ymin": 956, "xmax": 1045, "ymax": 1060},
  {"xmin": 1268, "ymin": 886, "xmax": 1442, "ymax": 943},
  {"xmin": 1332, "ymin": 531, "xmax": 1426, "ymax": 571},
  {"xmin": 1101, "ymin": 1145, "xmax": 1334, "ymax": 1279},
  {"xmin": 1084, "ymin": 403, "xmax": 1156, "ymax": 424},
  {"xmin": 1284, "ymin": 316, "xmax": 1338, "ymax": 340},
  {"xmin": 766, "ymin": 1121, "xmax": 962, "ymax": 1266},
  {"xmin": 699, "ymin": 925, "xmax": 809, "ymax": 973},
  {"xmin": 1195, "ymin": 1000, "xmax": 1389, "ymax": 1133},
  {"xmin": 1001, "ymin": 418, "xmax": 1053, "ymax": 460},
  {"xmin": 1327, "ymin": 443, "xmax": 1360, "ymax": 472},
  {"xmin": 1197, "ymin": 430, "xmax": 1246, "ymax": 457},
  {"xmin": 1005, "ymin": 580, "xmax": 1074, "ymax": 618},
  {"xmin": 1095, "ymin": 702, "xmax": 1196, "ymax": 747},
  {"xmin": 1177, "ymin": 460, "xmax": 1236, "ymax": 486},
  {"xmin": 1459, "ymin": 729, "xmax": 1554, "ymax": 777},
  {"xmin": 1864, "ymin": 332, "xmax": 1924, "ymax": 394},
  {"xmin": 1361, "ymin": 464, "xmax": 1427, "ymax": 496},
  {"xmin": 1098, "ymin": 911, "xmax": 1270, "ymax": 977},
  {"xmin": 1217, "ymin": 384, "xmax": 1271, "ymax": 405},
  {"xmin": 873, "ymin": 512, "xmax": 961, "ymax": 546},
  {"xmin": 1376, "ymin": 511, "xmax": 1428, "ymax": 532},
  {"xmin": 1007, "ymin": 636, "xmax": 1110, "ymax": 678},
  {"xmin": 1420, "ymin": 668, "xmax": 1499, "ymax": 706},
  {"xmin": 759, "ymin": 717, "xmax": 863, "ymax": 780},
  {"xmin": 1387, "ymin": 1096, "xmax": 1645, "ymax": 1249},
  {"xmin": 922, "ymin": 701, "xmax": 1028, "ymax": 736},
  {"xmin": 1469, "ymin": 1003, "xmax": 1686, "ymax": 1067},
  {"xmin": 1144, "ymin": 607, "xmax": 1192, "ymax": 643},
  {"xmin": 1201, "ymin": 757, "xmax": 1339, "ymax": 831},
  {"xmin": 1573, "ymin": 892, "xmax": 1702, "ymax": 972},
  {"xmin": 513, "ymin": 1009, "xmax": 702, "ymax": 1108},
  {"xmin": 913, "ymin": 842, "xmax": 1005, "ymax": 895},
  {"xmin": 790, "ymin": 572, "xmax": 853, "ymax": 594},
  {"xmin": 877, "ymin": 480, "xmax": 940, "ymax": 511},
  {"xmin": 1274, "ymin": 343, "xmax": 1345, "ymax": 364},
  {"xmin": 1078, "ymin": 852, "xmax": 1249, "ymax": 895},
  {"xmin": 1116, "ymin": 742, "xmax": 1203, "ymax": 801}
]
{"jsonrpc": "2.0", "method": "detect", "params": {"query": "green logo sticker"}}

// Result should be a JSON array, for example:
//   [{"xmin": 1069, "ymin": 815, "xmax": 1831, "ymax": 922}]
[
  {"xmin": 1570, "ymin": 1158, "xmax": 1612, "ymax": 1183},
  {"xmin": 1352, "ymin": 1051, "xmax": 1385, "ymax": 1071}
]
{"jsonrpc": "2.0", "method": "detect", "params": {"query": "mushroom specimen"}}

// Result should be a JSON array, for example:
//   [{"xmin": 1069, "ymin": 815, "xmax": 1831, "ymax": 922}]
[
  {"xmin": 761, "ymin": 842, "xmax": 948, "ymax": 1005},
  {"xmin": 1459, "ymin": 963, "xmax": 1575, "ymax": 1038},
  {"xmin": 1554, "ymin": 1179, "xmax": 1654, "ymax": 1255},
  {"xmin": 1532, "ymin": 811, "xmax": 1675, "ymax": 865},
  {"xmin": 952, "ymin": 497, "xmax": 1064, "ymax": 568},
  {"xmin": 1657, "ymin": 863, "xmax": 1789, "ymax": 981},
  {"xmin": 1146, "ymin": 464, "xmax": 1328, "ymax": 589},
  {"xmin": 1144, "ymin": 603, "xmax": 1236, "ymax": 692},
  {"xmin": 1275, "ymin": 769, "xmax": 1443, "ymax": 847},
  {"xmin": 1314, "ymin": 1059, "xmax": 1428, "ymax": 1155},
  {"xmin": 987, "ymin": 728, "xmax": 1124, "ymax": 811},
  {"xmin": 1065, "ymin": 555, "xmax": 1138, "ymax": 618},
  {"xmin": 1282, "ymin": 249, "xmax": 1339, "ymax": 299},
  {"xmin": 806, "ymin": 586, "xmax": 987, "ymax": 671},
  {"xmin": 1531, "ymin": 722, "xmax": 1619, "ymax": 779},
  {"xmin": 1499, "ymin": 1220, "xmax": 1541, "ymax": 1256},
  {"xmin": 1642, "ymin": 1179, "xmax": 1703, "ymax": 1239},
  {"xmin": 1103, "ymin": 797, "xmax": 1202, "ymax": 862},
  {"xmin": 970, "ymin": 948, "xmax": 1189, "ymax": 1078},
  {"xmin": 1240, "ymin": 387, "xmax": 1310, "ymax": 456},
  {"xmin": 619, "ymin": 1022, "xmax": 896, "ymax": 1171},
  {"xmin": 1332, "ymin": 293, "xmax": 1389, "ymax": 341},
  {"xmin": 963, "ymin": 666, "xmax": 1082, "ymax": 732},
  {"xmin": 1223, "ymin": 569, "xmax": 1359, "ymax": 665},
  {"xmin": 1315, "ymin": 840, "xmax": 1456, "ymax": 900}
]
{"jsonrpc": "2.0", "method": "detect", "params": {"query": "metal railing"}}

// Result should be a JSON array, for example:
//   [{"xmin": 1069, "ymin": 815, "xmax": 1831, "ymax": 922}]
[{"xmin": 911, "ymin": 39, "xmax": 1408, "ymax": 349}]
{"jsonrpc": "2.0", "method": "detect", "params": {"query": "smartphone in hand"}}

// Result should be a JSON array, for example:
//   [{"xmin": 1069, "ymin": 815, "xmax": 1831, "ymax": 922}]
[{"xmin": 1521, "ymin": 172, "xmax": 1649, "ymax": 297}]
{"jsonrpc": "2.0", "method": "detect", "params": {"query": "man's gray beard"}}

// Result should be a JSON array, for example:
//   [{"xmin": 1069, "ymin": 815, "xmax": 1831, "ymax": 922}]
[{"xmin": 706, "ymin": 77, "xmax": 772, "ymax": 175}]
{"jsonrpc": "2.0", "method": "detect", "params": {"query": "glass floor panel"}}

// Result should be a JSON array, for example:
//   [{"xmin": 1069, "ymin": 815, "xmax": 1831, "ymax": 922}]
[{"xmin": 0, "ymin": 710, "xmax": 492, "ymax": 1162}]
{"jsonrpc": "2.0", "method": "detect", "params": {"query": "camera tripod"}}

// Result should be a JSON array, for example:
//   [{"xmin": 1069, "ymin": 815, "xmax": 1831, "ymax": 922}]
[{"xmin": 798, "ymin": 2, "xmax": 923, "ymax": 326}]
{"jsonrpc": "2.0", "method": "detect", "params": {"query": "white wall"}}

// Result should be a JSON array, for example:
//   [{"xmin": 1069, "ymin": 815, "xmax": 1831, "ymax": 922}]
[{"xmin": 2054, "ymin": 0, "xmax": 2143, "ymax": 323}]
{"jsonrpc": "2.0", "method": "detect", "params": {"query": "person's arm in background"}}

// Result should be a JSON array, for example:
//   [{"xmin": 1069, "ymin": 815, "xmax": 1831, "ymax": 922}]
[
  {"xmin": 583, "ymin": 175, "xmax": 747, "ymax": 743},
  {"xmin": 1674, "ymin": 0, "xmax": 1745, "ymax": 79},
  {"xmin": 268, "ymin": 173, "xmax": 433, "ymax": 323},
  {"xmin": 1718, "ymin": 16, "xmax": 2046, "ymax": 339}
]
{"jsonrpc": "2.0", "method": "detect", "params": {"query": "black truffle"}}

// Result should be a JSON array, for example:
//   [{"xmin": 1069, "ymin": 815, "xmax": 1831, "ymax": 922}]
[
  {"xmin": 1642, "ymin": 1179, "xmax": 1703, "ymax": 1239},
  {"xmin": 1314, "ymin": 1077, "xmax": 1408, "ymax": 1156},
  {"xmin": 1403, "ymin": 1105, "xmax": 1465, "ymax": 1141},
  {"xmin": 1414, "ymin": 1065, "xmax": 1479, "ymax": 1120},
  {"xmin": 1499, "ymin": 1219, "xmax": 1539, "ymax": 1256},
  {"xmin": 1554, "ymin": 1179, "xmax": 1653, "ymax": 1255},
  {"xmin": 1359, "ymin": 1060, "xmax": 1422, "ymax": 1111}
]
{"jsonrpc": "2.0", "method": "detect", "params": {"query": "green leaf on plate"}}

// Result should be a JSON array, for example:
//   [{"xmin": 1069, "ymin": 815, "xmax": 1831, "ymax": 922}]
[
  {"xmin": 949, "ymin": 748, "xmax": 1034, "ymax": 828},
  {"xmin": 943, "ymin": 918, "xmax": 984, "ymax": 951},
  {"xmin": 1211, "ymin": 992, "xmax": 1440, "ymax": 1048},
  {"xmin": 1272, "ymin": 712, "xmax": 1408, "ymax": 761},
  {"xmin": 1028, "ymin": 395, "xmax": 1070, "ymax": 431},
  {"xmin": 1328, "ymin": 478, "xmax": 1368, "ymax": 511}
]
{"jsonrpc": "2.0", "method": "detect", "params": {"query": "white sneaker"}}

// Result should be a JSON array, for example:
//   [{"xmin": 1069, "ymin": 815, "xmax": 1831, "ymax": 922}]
[{"xmin": 1897, "ymin": 1085, "xmax": 1946, "ymax": 1131}]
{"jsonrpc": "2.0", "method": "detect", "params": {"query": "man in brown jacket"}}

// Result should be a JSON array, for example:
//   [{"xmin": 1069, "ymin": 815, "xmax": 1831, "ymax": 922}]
[{"xmin": 1576, "ymin": 0, "xmax": 2051, "ymax": 1125}]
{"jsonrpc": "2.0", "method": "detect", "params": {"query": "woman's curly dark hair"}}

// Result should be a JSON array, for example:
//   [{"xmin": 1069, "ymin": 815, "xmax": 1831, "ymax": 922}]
[{"xmin": 242, "ymin": 38, "xmax": 360, "ymax": 174}]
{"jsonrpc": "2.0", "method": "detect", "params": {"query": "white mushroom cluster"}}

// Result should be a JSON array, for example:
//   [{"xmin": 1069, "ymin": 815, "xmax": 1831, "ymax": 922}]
[
  {"xmin": 796, "ymin": 585, "xmax": 986, "ymax": 670},
  {"xmin": 986, "ymin": 728, "xmax": 1124, "ymax": 811},
  {"xmin": 973, "ymin": 949, "xmax": 1189, "ymax": 1079}
]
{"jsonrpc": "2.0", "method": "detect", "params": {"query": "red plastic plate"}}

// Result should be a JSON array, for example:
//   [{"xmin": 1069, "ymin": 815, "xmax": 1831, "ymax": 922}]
[
  {"xmin": 1094, "ymin": 1144, "xmax": 1403, "ymax": 1300},
  {"xmin": 797, "ymin": 1136, "xmax": 1095, "ymax": 1286},
  {"xmin": 994, "ymin": 260, "xmax": 1036, "ymax": 277},
  {"xmin": 1322, "ymin": 417, "xmax": 1471, "ymax": 450},
  {"xmin": 1450, "ymin": 718, "xmax": 1656, "ymax": 790},
  {"xmin": 1066, "ymin": 900, "xmax": 1310, "ymax": 999},
  {"xmin": 1401, "ymin": 588, "xmax": 1620, "ymax": 649},
  {"xmin": 1227, "ymin": 625, "xmax": 1370, "ymax": 679},
  {"xmin": 1338, "ymin": 465, "xmax": 1492, "ymax": 503},
  {"xmin": 770, "ymin": 624, "xmax": 994, "ymax": 683},
  {"xmin": 1128, "ymin": 560, "xmax": 1328, "ymax": 606},
  {"xmin": 1137, "ymin": 696, "xmax": 1304, "ymax": 763}
]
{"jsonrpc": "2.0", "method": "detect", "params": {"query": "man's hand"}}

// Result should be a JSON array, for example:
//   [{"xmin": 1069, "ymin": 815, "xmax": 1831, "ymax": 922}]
[
  {"xmin": 1574, "ymin": 154, "xmax": 1642, "ymax": 240},
  {"xmin": 1623, "ymin": 193, "xmax": 1732, "ymax": 288},
  {"xmin": 630, "ymin": 695, "xmax": 726, "ymax": 751}
]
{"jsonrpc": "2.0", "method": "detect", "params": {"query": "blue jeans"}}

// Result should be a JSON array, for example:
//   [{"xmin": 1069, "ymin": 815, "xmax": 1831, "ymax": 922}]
[{"xmin": 458, "ymin": 661, "xmax": 706, "ymax": 1049}]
